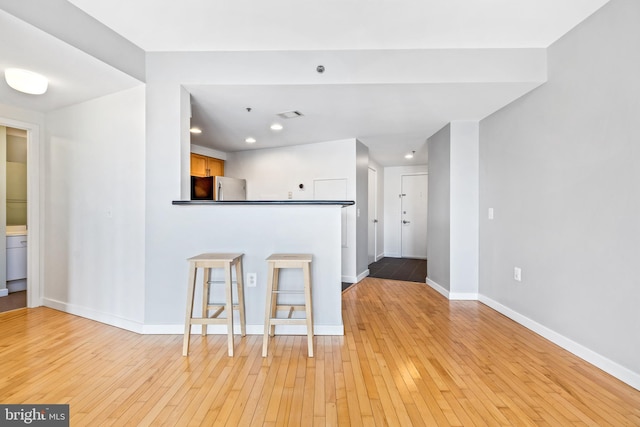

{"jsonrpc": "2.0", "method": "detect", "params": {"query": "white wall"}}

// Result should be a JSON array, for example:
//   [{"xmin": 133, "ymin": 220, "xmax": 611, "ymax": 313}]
[
  {"xmin": 144, "ymin": 204, "xmax": 344, "ymax": 334},
  {"xmin": 450, "ymin": 121, "xmax": 479, "ymax": 298},
  {"xmin": 479, "ymin": 0, "xmax": 640, "ymax": 389},
  {"xmin": 355, "ymin": 140, "xmax": 370, "ymax": 280},
  {"xmin": 426, "ymin": 121, "xmax": 479, "ymax": 299},
  {"xmin": 383, "ymin": 164, "xmax": 428, "ymax": 258},
  {"xmin": 225, "ymin": 138, "xmax": 362, "ymax": 283},
  {"xmin": 225, "ymin": 139, "xmax": 355, "ymax": 200},
  {"xmin": 44, "ymin": 86, "xmax": 146, "ymax": 329},
  {"xmin": 426, "ymin": 125, "xmax": 451, "ymax": 291}
]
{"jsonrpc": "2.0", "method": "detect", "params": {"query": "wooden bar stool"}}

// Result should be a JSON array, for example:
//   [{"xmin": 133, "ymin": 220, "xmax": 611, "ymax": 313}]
[
  {"xmin": 262, "ymin": 254, "xmax": 314, "ymax": 357},
  {"xmin": 183, "ymin": 253, "xmax": 246, "ymax": 357}
]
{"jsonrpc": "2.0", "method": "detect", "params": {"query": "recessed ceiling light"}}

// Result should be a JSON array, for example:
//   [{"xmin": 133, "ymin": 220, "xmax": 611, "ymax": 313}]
[
  {"xmin": 405, "ymin": 151, "xmax": 415, "ymax": 159},
  {"xmin": 4, "ymin": 68, "xmax": 48, "ymax": 95},
  {"xmin": 190, "ymin": 127, "xmax": 202, "ymax": 134},
  {"xmin": 245, "ymin": 137, "xmax": 256, "ymax": 144},
  {"xmin": 270, "ymin": 123, "xmax": 283, "ymax": 131}
]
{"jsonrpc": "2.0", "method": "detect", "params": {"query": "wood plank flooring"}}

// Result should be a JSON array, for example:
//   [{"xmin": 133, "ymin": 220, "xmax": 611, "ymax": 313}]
[
  {"xmin": 0, "ymin": 290, "xmax": 26, "ymax": 313},
  {"xmin": 1, "ymin": 278, "xmax": 639, "ymax": 426}
]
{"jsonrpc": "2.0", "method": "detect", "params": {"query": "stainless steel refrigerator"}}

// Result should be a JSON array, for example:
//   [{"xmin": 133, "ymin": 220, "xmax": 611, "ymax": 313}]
[{"xmin": 213, "ymin": 176, "xmax": 247, "ymax": 200}]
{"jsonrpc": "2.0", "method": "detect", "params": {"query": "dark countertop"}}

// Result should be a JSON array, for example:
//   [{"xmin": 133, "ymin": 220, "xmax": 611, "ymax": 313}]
[{"xmin": 172, "ymin": 200, "xmax": 355, "ymax": 206}]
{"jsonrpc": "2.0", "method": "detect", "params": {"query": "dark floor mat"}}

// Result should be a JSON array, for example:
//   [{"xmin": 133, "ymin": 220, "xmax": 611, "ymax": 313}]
[{"xmin": 368, "ymin": 257, "xmax": 427, "ymax": 283}]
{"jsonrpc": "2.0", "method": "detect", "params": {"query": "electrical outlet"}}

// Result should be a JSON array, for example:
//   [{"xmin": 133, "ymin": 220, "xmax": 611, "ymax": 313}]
[
  {"xmin": 488, "ymin": 208, "xmax": 494, "ymax": 220},
  {"xmin": 514, "ymin": 267, "xmax": 522, "ymax": 282},
  {"xmin": 247, "ymin": 273, "xmax": 257, "ymax": 288}
]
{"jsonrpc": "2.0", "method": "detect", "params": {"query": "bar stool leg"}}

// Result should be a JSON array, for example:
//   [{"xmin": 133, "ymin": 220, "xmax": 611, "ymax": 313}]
[
  {"xmin": 262, "ymin": 261, "xmax": 276, "ymax": 357},
  {"xmin": 224, "ymin": 262, "xmax": 235, "ymax": 357},
  {"xmin": 201, "ymin": 267, "xmax": 211, "ymax": 337},
  {"xmin": 270, "ymin": 266, "xmax": 280, "ymax": 337},
  {"xmin": 183, "ymin": 262, "xmax": 197, "ymax": 356},
  {"xmin": 303, "ymin": 262, "xmax": 314, "ymax": 357},
  {"xmin": 235, "ymin": 259, "xmax": 247, "ymax": 337}
]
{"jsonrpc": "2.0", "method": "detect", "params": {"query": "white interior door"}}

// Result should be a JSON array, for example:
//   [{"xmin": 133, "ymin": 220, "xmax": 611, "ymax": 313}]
[
  {"xmin": 400, "ymin": 174, "xmax": 428, "ymax": 259},
  {"xmin": 367, "ymin": 167, "xmax": 377, "ymax": 264}
]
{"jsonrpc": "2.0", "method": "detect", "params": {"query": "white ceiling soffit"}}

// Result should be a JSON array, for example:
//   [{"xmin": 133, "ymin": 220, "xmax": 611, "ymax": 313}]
[
  {"xmin": 67, "ymin": 0, "xmax": 610, "ymax": 51},
  {"xmin": 0, "ymin": 10, "xmax": 141, "ymax": 112},
  {"xmin": 187, "ymin": 82, "xmax": 541, "ymax": 166},
  {"xmin": 0, "ymin": 0, "xmax": 145, "ymax": 81},
  {"xmin": 175, "ymin": 47, "xmax": 546, "ymax": 166}
]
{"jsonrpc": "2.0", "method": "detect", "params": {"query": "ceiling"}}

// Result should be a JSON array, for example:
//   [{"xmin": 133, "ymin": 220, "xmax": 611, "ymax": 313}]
[
  {"xmin": 0, "ymin": 9, "xmax": 140, "ymax": 113},
  {"xmin": 1, "ymin": 1, "xmax": 610, "ymax": 166}
]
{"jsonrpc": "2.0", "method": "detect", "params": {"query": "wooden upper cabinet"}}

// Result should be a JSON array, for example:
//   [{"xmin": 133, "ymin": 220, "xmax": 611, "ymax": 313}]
[{"xmin": 190, "ymin": 153, "xmax": 224, "ymax": 177}]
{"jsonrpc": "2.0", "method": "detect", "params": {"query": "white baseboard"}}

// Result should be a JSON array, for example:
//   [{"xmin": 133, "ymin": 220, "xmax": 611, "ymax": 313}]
[
  {"xmin": 342, "ymin": 269, "xmax": 369, "ymax": 284},
  {"xmin": 425, "ymin": 277, "xmax": 450, "ymax": 299},
  {"xmin": 0, "ymin": 288, "xmax": 8, "ymax": 297},
  {"xmin": 43, "ymin": 298, "xmax": 144, "ymax": 334},
  {"xmin": 425, "ymin": 277, "xmax": 478, "ymax": 300},
  {"xmin": 375, "ymin": 253, "xmax": 384, "ymax": 262},
  {"xmin": 42, "ymin": 298, "xmax": 344, "ymax": 336},
  {"xmin": 449, "ymin": 292, "xmax": 479, "ymax": 301},
  {"xmin": 143, "ymin": 324, "xmax": 344, "ymax": 336},
  {"xmin": 479, "ymin": 295, "xmax": 640, "ymax": 391},
  {"xmin": 356, "ymin": 269, "xmax": 369, "ymax": 282}
]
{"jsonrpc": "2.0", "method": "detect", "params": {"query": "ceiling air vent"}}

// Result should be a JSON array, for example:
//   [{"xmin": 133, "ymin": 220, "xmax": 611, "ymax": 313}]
[{"xmin": 276, "ymin": 110, "xmax": 304, "ymax": 119}]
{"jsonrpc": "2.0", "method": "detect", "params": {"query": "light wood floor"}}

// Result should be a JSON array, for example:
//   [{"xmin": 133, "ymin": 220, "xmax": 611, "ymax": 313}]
[{"xmin": 1, "ymin": 278, "xmax": 639, "ymax": 426}]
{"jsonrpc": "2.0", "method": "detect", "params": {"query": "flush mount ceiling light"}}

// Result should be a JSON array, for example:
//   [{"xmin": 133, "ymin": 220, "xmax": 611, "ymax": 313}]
[
  {"xmin": 405, "ymin": 150, "xmax": 415, "ymax": 159},
  {"xmin": 270, "ymin": 123, "xmax": 283, "ymax": 131},
  {"xmin": 245, "ymin": 137, "xmax": 256, "ymax": 144},
  {"xmin": 189, "ymin": 127, "xmax": 202, "ymax": 134},
  {"xmin": 4, "ymin": 68, "xmax": 48, "ymax": 95}
]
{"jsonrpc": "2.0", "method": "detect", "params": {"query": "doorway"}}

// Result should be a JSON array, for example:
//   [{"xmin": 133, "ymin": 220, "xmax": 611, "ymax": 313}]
[
  {"xmin": 0, "ymin": 126, "xmax": 28, "ymax": 312},
  {"xmin": 400, "ymin": 174, "xmax": 428, "ymax": 259},
  {"xmin": 0, "ymin": 116, "xmax": 41, "ymax": 310}
]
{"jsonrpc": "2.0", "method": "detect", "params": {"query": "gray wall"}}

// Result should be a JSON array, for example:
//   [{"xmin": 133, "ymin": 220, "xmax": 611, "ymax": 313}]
[
  {"xmin": 426, "ymin": 124, "xmax": 451, "ymax": 291},
  {"xmin": 355, "ymin": 140, "xmax": 370, "ymax": 279},
  {"xmin": 479, "ymin": 0, "xmax": 640, "ymax": 377}
]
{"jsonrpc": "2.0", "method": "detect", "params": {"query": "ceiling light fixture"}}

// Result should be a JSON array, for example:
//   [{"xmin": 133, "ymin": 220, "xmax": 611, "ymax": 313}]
[
  {"xmin": 4, "ymin": 68, "xmax": 48, "ymax": 95},
  {"xmin": 270, "ymin": 123, "xmax": 283, "ymax": 131},
  {"xmin": 190, "ymin": 127, "xmax": 202, "ymax": 134},
  {"xmin": 405, "ymin": 150, "xmax": 415, "ymax": 159},
  {"xmin": 245, "ymin": 137, "xmax": 256, "ymax": 144}
]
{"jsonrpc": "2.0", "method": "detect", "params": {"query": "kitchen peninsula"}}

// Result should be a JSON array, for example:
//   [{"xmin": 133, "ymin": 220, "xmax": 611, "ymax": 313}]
[{"xmin": 172, "ymin": 199, "xmax": 354, "ymax": 336}]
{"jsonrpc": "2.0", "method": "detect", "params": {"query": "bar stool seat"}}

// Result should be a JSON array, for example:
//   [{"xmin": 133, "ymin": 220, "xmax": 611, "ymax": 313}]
[
  {"xmin": 262, "ymin": 253, "xmax": 314, "ymax": 357},
  {"xmin": 183, "ymin": 253, "xmax": 246, "ymax": 357}
]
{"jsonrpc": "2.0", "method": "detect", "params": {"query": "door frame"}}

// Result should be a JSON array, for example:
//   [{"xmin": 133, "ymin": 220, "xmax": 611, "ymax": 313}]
[
  {"xmin": 367, "ymin": 167, "xmax": 378, "ymax": 264},
  {"xmin": 0, "ymin": 116, "xmax": 42, "ymax": 308}
]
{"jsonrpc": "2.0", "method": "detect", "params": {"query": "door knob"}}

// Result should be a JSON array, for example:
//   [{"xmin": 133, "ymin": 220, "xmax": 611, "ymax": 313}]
[{"xmin": 402, "ymin": 220, "xmax": 411, "ymax": 224}]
